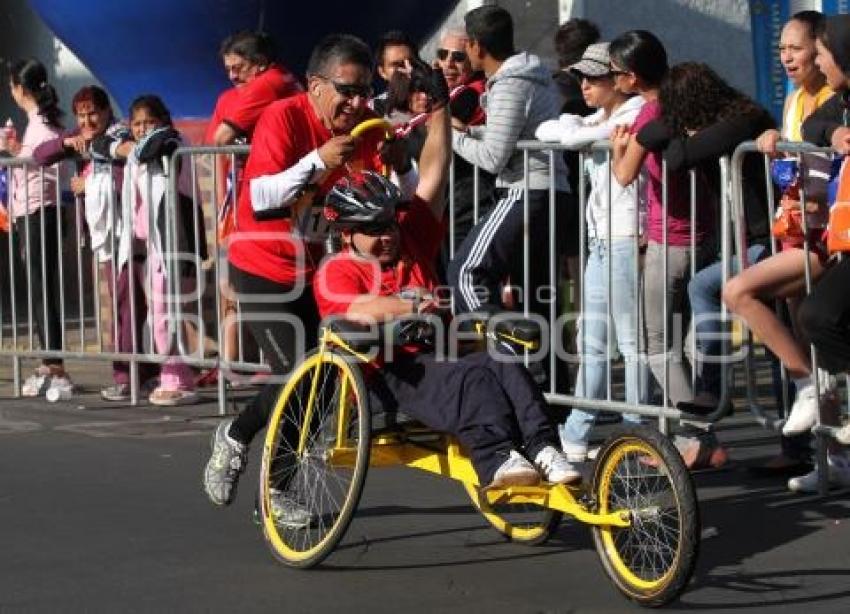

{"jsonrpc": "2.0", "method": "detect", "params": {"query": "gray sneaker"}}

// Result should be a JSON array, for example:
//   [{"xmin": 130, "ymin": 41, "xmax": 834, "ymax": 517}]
[
  {"xmin": 203, "ymin": 419, "xmax": 248, "ymax": 506},
  {"xmin": 269, "ymin": 489, "xmax": 313, "ymax": 528}
]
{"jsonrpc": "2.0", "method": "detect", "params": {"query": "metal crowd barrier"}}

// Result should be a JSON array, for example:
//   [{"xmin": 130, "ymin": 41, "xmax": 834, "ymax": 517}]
[
  {"xmin": 0, "ymin": 139, "xmax": 737, "ymax": 428},
  {"xmin": 0, "ymin": 146, "xmax": 263, "ymax": 414},
  {"xmin": 510, "ymin": 140, "xmax": 739, "ymax": 435},
  {"xmin": 1, "ymin": 156, "xmax": 75, "ymax": 393},
  {"xmin": 8, "ymin": 135, "xmax": 844, "ymax": 453},
  {"xmin": 165, "ymin": 144, "xmax": 261, "ymax": 414},
  {"xmin": 731, "ymin": 140, "xmax": 850, "ymax": 495}
]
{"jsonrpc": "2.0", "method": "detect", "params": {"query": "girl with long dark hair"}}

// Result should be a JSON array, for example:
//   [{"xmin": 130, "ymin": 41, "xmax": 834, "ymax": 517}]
[
  {"xmin": 638, "ymin": 61, "xmax": 776, "ymax": 469},
  {"xmin": 7, "ymin": 58, "xmax": 69, "ymax": 397}
]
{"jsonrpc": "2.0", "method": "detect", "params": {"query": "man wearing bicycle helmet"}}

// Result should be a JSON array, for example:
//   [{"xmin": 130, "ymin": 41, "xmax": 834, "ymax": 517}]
[{"xmin": 315, "ymin": 165, "xmax": 580, "ymax": 488}]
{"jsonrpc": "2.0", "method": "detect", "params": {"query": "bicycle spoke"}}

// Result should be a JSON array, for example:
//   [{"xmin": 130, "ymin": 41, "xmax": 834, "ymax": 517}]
[
  {"xmin": 603, "ymin": 446, "xmax": 680, "ymax": 582},
  {"xmin": 265, "ymin": 357, "xmax": 364, "ymax": 556}
]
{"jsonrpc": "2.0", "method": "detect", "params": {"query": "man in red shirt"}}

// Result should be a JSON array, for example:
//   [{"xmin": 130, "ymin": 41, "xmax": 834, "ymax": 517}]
[
  {"xmin": 208, "ymin": 31, "xmax": 303, "ymax": 146},
  {"xmin": 204, "ymin": 32, "xmax": 303, "ymax": 386},
  {"xmin": 314, "ymin": 160, "xmax": 579, "ymax": 489},
  {"xmin": 204, "ymin": 33, "xmax": 414, "ymax": 509}
]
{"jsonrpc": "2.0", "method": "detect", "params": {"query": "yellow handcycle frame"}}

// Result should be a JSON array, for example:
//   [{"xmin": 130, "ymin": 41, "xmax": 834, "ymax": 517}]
[
  {"xmin": 260, "ymin": 322, "xmax": 698, "ymax": 606},
  {"xmin": 300, "ymin": 326, "xmax": 631, "ymax": 532}
]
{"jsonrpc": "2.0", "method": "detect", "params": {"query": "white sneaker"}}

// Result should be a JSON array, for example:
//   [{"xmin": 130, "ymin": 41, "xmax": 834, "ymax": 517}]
[
  {"xmin": 45, "ymin": 376, "xmax": 74, "ymax": 402},
  {"xmin": 203, "ymin": 419, "xmax": 248, "ymax": 506},
  {"xmin": 835, "ymin": 423, "xmax": 850, "ymax": 446},
  {"xmin": 47, "ymin": 375, "xmax": 73, "ymax": 394},
  {"xmin": 487, "ymin": 450, "xmax": 540, "ymax": 488},
  {"xmin": 534, "ymin": 446, "xmax": 581, "ymax": 484},
  {"xmin": 788, "ymin": 455, "xmax": 850, "ymax": 493},
  {"xmin": 21, "ymin": 366, "xmax": 53, "ymax": 397},
  {"xmin": 782, "ymin": 383, "xmax": 824, "ymax": 436}
]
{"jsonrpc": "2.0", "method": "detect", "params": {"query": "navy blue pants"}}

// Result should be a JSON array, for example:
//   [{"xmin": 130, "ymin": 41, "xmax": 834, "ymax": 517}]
[
  {"xmin": 370, "ymin": 351, "xmax": 559, "ymax": 484},
  {"xmin": 447, "ymin": 188, "xmax": 575, "ymax": 318}
]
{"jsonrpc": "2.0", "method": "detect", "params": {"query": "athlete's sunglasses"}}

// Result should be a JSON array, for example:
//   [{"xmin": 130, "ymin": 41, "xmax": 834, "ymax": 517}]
[
  {"xmin": 319, "ymin": 76, "xmax": 373, "ymax": 100},
  {"xmin": 436, "ymin": 48, "xmax": 468, "ymax": 63}
]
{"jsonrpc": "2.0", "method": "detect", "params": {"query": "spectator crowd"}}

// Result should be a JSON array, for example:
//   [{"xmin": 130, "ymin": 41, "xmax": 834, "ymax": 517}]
[{"xmin": 1, "ymin": 6, "xmax": 850, "ymax": 502}]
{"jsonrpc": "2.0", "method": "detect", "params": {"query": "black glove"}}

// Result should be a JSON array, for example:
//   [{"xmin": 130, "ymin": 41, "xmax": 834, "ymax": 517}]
[
  {"xmin": 386, "ymin": 59, "xmax": 450, "ymax": 115},
  {"xmin": 391, "ymin": 317, "xmax": 436, "ymax": 347},
  {"xmin": 135, "ymin": 126, "xmax": 182, "ymax": 162},
  {"xmin": 408, "ymin": 58, "xmax": 449, "ymax": 108},
  {"xmin": 636, "ymin": 119, "xmax": 672, "ymax": 152},
  {"xmin": 91, "ymin": 133, "xmax": 122, "ymax": 159},
  {"xmin": 425, "ymin": 67, "xmax": 450, "ymax": 109}
]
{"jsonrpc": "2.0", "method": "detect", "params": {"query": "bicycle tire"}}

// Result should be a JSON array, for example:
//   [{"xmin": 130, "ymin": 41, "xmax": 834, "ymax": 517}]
[
  {"xmin": 462, "ymin": 482, "xmax": 563, "ymax": 545},
  {"xmin": 259, "ymin": 348, "xmax": 371, "ymax": 568},
  {"xmin": 591, "ymin": 425, "xmax": 700, "ymax": 607}
]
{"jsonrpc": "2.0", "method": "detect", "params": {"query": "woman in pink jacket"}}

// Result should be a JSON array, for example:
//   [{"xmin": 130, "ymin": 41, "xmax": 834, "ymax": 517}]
[{"xmin": 7, "ymin": 58, "xmax": 69, "ymax": 397}]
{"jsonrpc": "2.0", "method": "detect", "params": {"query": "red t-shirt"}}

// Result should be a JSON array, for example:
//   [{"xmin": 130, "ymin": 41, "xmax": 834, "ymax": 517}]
[
  {"xmin": 204, "ymin": 88, "xmax": 239, "ymax": 144},
  {"xmin": 227, "ymin": 92, "xmax": 385, "ymax": 285},
  {"xmin": 313, "ymin": 196, "xmax": 444, "ymax": 319},
  {"xmin": 205, "ymin": 88, "xmax": 242, "ymax": 241},
  {"xmin": 222, "ymin": 64, "xmax": 303, "ymax": 139}
]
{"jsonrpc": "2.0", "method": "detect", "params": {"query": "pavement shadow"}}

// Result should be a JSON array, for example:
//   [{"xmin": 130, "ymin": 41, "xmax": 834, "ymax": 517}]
[
  {"xmin": 676, "ymin": 467, "xmax": 850, "ymax": 609},
  {"xmin": 326, "ymin": 503, "xmax": 587, "ymax": 571},
  {"xmin": 352, "ymin": 503, "xmax": 482, "ymax": 519}
]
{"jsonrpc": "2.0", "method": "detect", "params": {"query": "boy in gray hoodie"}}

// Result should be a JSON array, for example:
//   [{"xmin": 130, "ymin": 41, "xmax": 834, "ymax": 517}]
[{"xmin": 447, "ymin": 5, "xmax": 575, "ymax": 327}]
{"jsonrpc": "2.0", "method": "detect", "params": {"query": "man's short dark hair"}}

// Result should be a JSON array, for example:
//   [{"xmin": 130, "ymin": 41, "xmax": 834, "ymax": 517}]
[
  {"xmin": 220, "ymin": 31, "xmax": 276, "ymax": 65},
  {"xmin": 307, "ymin": 34, "xmax": 374, "ymax": 78},
  {"xmin": 375, "ymin": 30, "xmax": 418, "ymax": 67},
  {"xmin": 554, "ymin": 19, "xmax": 600, "ymax": 68},
  {"xmin": 464, "ymin": 5, "xmax": 515, "ymax": 61}
]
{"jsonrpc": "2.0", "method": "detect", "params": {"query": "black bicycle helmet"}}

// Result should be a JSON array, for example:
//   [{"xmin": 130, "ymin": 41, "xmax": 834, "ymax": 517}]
[{"xmin": 324, "ymin": 171, "xmax": 402, "ymax": 229}]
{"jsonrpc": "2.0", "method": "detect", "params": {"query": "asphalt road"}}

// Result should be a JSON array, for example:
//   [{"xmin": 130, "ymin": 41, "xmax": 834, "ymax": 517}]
[{"xmin": 1, "ymin": 366, "xmax": 849, "ymax": 613}]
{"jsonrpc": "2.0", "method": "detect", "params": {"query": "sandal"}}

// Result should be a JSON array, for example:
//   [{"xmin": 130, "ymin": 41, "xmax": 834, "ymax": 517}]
[{"xmin": 149, "ymin": 387, "xmax": 200, "ymax": 407}]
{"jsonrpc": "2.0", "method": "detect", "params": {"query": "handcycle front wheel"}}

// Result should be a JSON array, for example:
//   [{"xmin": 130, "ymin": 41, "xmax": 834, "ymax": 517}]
[
  {"xmin": 259, "ymin": 348, "xmax": 371, "ymax": 568},
  {"xmin": 591, "ymin": 425, "xmax": 700, "ymax": 607},
  {"xmin": 463, "ymin": 482, "xmax": 563, "ymax": 545}
]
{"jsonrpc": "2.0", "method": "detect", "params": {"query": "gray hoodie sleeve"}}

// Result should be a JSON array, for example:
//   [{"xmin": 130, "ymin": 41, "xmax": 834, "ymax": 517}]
[{"xmin": 452, "ymin": 78, "xmax": 528, "ymax": 175}]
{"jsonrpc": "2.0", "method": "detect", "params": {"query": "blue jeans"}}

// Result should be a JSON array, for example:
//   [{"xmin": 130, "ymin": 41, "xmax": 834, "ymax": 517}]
[
  {"xmin": 561, "ymin": 238, "xmax": 646, "ymax": 448},
  {"xmin": 688, "ymin": 243, "xmax": 767, "ymax": 396}
]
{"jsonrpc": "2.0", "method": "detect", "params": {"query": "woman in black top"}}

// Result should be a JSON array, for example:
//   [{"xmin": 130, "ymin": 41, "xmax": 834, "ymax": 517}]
[{"xmin": 637, "ymin": 62, "xmax": 776, "ymax": 469}]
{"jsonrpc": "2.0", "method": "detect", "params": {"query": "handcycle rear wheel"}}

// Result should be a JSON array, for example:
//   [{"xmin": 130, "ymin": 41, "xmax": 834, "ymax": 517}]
[
  {"xmin": 259, "ymin": 348, "xmax": 371, "ymax": 568},
  {"xmin": 462, "ymin": 482, "xmax": 562, "ymax": 545},
  {"xmin": 591, "ymin": 425, "xmax": 699, "ymax": 607}
]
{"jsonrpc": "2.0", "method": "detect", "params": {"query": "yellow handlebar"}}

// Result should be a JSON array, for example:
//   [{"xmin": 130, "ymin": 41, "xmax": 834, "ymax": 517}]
[
  {"xmin": 350, "ymin": 119, "xmax": 394, "ymax": 176},
  {"xmin": 350, "ymin": 118, "xmax": 393, "ymax": 140}
]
